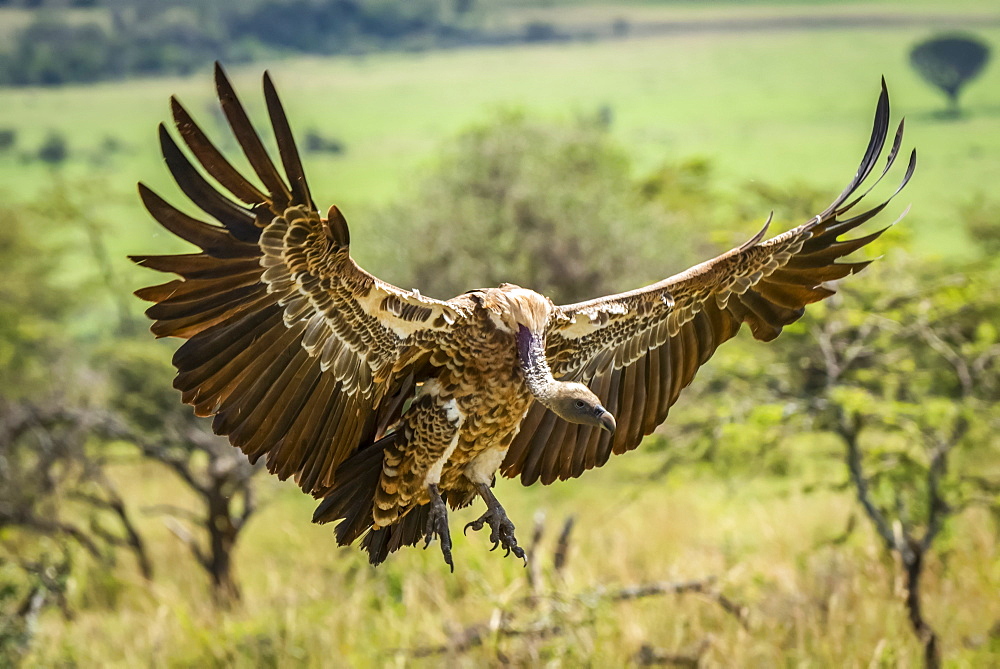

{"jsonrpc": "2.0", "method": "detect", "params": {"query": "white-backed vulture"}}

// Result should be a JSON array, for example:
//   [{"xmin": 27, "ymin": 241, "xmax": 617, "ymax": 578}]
[{"xmin": 134, "ymin": 65, "xmax": 914, "ymax": 569}]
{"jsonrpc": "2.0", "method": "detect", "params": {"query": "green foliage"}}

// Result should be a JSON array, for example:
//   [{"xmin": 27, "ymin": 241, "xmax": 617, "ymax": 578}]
[
  {"xmin": 0, "ymin": 129, "xmax": 16, "ymax": 152},
  {"xmin": 0, "ymin": 17, "xmax": 114, "ymax": 86},
  {"xmin": 0, "ymin": 203, "xmax": 73, "ymax": 393},
  {"xmin": 909, "ymin": 34, "xmax": 992, "ymax": 113},
  {"xmin": 379, "ymin": 112, "xmax": 696, "ymax": 303},
  {"xmin": 228, "ymin": 0, "xmax": 451, "ymax": 53},
  {"xmin": 0, "ymin": 0, "xmax": 476, "ymax": 85},
  {"xmin": 36, "ymin": 131, "xmax": 68, "ymax": 164},
  {"xmin": 94, "ymin": 339, "xmax": 182, "ymax": 433},
  {"xmin": 0, "ymin": 9, "xmax": 232, "ymax": 86}
]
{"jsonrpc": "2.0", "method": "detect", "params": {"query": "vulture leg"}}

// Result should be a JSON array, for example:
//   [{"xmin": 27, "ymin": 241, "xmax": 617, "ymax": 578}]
[
  {"xmin": 423, "ymin": 484, "xmax": 454, "ymax": 571},
  {"xmin": 464, "ymin": 483, "xmax": 527, "ymax": 564}
]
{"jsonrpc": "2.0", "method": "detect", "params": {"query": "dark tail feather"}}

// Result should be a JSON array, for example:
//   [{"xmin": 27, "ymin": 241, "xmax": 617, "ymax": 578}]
[
  {"xmin": 312, "ymin": 434, "xmax": 395, "ymax": 545},
  {"xmin": 360, "ymin": 506, "xmax": 431, "ymax": 566},
  {"xmin": 312, "ymin": 432, "xmax": 437, "ymax": 566}
]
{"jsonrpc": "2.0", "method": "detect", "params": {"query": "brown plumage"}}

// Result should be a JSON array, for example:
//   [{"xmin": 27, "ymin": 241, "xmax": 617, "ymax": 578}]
[{"xmin": 133, "ymin": 65, "xmax": 914, "ymax": 568}]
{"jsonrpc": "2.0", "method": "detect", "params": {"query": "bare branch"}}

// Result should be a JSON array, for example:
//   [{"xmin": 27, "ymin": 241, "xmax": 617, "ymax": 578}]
[
  {"xmin": 163, "ymin": 517, "xmax": 208, "ymax": 569},
  {"xmin": 553, "ymin": 516, "xmax": 575, "ymax": 575},
  {"xmin": 604, "ymin": 578, "xmax": 749, "ymax": 630},
  {"xmin": 142, "ymin": 504, "xmax": 204, "ymax": 525},
  {"xmin": 838, "ymin": 412, "xmax": 896, "ymax": 553},
  {"xmin": 635, "ymin": 638, "xmax": 712, "ymax": 667},
  {"xmin": 2, "ymin": 515, "xmax": 103, "ymax": 560},
  {"xmin": 921, "ymin": 417, "xmax": 967, "ymax": 553},
  {"xmin": 403, "ymin": 575, "xmax": 747, "ymax": 659},
  {"xmin": 917, "ymin": 318, "xmax": 974, "ymax": 397},
  {"xmin": 236, "ymin": 483, "xmax": 257, "ymax": 530}
]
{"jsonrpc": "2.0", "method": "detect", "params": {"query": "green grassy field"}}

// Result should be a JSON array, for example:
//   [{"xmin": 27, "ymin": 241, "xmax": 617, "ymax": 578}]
[
  {"xmin": 5, "ymin": 2, "xmax": 1000, "ymax": 666},
  {"xmin": 1, "ymin": 1, "xmax": 998, "ymax": 292}
]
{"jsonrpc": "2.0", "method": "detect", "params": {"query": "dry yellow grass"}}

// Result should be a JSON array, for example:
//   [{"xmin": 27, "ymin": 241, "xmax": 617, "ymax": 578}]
[{"xmin": 25, "ymin": 448, "xmax": 999, "ymax": 667}]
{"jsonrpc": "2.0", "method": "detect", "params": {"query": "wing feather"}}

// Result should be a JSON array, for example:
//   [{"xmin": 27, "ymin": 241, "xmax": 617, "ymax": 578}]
[
  {"xmin": 133, "ymin": 64, "xmax": 461, "ymax": 495},
  {"xmin": 170, "ymin": 96, "xmax": 269, "ymax": 206},
  {"xmin": 503, "ymin": 79, "xmax": 914, "ymax": 485},
  {"xmin": 158, "ymin": 124, "xmax": 261, "ymax": 242},
  {"xmin": 263, "ymin": 71, "xmax": 313, "ymax": 208},
  {"xmin": 213, "ymin": 64, "xmax": 292, "ymax": 207}
]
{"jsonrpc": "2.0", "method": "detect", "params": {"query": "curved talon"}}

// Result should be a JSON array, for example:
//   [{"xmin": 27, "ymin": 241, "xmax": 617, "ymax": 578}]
[
  {"xmin": 425, "ymin": 484, "xmax": 455, "ymax": 572},
  {"xmin": 464, "ymin": 497, "xmax": 526, "ymax": 564}
]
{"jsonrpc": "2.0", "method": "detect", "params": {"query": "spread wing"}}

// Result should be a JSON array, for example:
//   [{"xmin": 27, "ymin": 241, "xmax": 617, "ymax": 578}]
[
  {"xmin": 132, "ymin": 64, "xmax": 461, "ymax": 495},
  {"xmin": 502, "ymin": 79, "xmax": 915, "ymax": 486}
]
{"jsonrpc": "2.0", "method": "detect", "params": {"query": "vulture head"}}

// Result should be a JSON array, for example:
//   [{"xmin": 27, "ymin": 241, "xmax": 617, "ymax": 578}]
[{"xmin": 546, "ymin": 382, "xmax": 617, "ymax": 434}]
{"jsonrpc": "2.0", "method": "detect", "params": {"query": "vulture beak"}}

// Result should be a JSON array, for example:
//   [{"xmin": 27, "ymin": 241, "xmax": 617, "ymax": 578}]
[{"xmin": 597, "ymin": 408, "xmax": 617, "ymax": 434}]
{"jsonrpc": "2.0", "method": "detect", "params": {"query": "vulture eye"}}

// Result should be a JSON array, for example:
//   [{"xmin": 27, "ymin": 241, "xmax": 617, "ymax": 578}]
[{"xmin": 575, "ymin": 400, "xmax": 586, "ymax": 409}]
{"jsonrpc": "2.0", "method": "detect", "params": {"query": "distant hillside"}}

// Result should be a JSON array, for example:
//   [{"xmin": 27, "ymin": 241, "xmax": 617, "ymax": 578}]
[{"xmin": 0, "ymin": 0, "xmax": 484, "ymax": 85}]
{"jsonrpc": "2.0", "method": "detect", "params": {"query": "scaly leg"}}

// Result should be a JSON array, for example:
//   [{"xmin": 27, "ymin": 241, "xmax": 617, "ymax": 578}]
[
  {"xmin": 424, "ymin": 484, "xmax": 454, "ymax": 572},
  {"xmin": 464, "ymin": 482, "xmax": 526, "ymax": 564}
]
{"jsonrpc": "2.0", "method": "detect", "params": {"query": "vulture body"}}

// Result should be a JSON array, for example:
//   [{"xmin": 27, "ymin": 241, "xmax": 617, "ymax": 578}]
[{"xmin": 134, "ymin": 65, "xmax": 914, "ymax": 568}]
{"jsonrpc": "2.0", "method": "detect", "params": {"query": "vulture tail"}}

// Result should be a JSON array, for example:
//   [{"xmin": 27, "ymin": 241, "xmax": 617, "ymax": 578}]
[
  {"xmin": 313, "ymin": 430, "xmax": 451, "ymax": 567},
  {"xmin": 313, "ymin": 433, "xmax": 392, "ymax": 543}
]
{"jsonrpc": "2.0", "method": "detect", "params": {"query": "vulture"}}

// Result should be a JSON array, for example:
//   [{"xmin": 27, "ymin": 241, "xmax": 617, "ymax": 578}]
[{"xmin": 133, "ymin": 64, "xmax": 914, "ymax": 570}]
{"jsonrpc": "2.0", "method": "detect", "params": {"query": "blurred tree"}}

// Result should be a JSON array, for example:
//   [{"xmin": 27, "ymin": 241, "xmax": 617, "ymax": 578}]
[
  {"xmin": 0, "ymin": 184, "xmax": 259, "ymax": 617},
  {"xmin": 0, "ymin": 129, "xmax": 17, "ymax": 153},
  {"xmin": 1, "ymin": 18, "xmax": 114, "ymax": 86},
  {"xmin": 0, "ymin": 198, "xmax": 154, "ymax": 580},
  {"xmin": 36, "ymin": 132, "xmax": 68, "ymax": 165},
  {"xmin": 0, "ymin": 0, "xmax": 482, "ymax": 85},
  {"xmin": 99, "ymin": 341, "xmax": 263, "ymax": 604},
  {"xmin": 0, "ymin": 203, "xmax": 73, "ymax": 393},
  {"xmin": 0, "ymin": 400, "xmax": 153, "ymax": 580},
  {"xmin": 910, "ymin": 35, "xmax": 991, "ymax": 115},
  {"xmin": 0, "ymin": 552, "xmax": 72, "ymax": 668},
  {"xmin": 227, "ymin": 0, "xmax": 457, "ymax": 54},
  {"xmin": 772, "ymin": 258, "xmax": 998, "ymax": 668},
  {"xmin": 376, "ymin": 113, "xmax": 699, "ymax": 304}
]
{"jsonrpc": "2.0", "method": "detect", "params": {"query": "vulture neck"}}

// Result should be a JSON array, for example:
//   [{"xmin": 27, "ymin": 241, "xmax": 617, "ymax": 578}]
[{"xmin": 516, "ymin": 325, "xmax": 562, "ymax": 405}]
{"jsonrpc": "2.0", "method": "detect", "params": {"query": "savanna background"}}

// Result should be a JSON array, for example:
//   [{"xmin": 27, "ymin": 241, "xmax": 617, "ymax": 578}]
[{"xmin": 1, "ymin": 0, "xmax": 998, "ymax": 666}]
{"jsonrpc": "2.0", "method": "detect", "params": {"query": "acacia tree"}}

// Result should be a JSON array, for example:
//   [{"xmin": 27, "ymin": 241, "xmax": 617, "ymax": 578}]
[
  {"xmin": 650, "ymin": 240, "xmax": 999, "ymax": 667},
  {"xmin": 779, "ymin": 259, "xmax": 998, "ymax": 668},
  {"xmin": 0, "ymin": 399, "xmax": 159, "ymax": 667},
  {"xmin": 0, "ymin": 199, "xmax": 156, "ymax": 662},
  {"xmin": 910, "ymin": 35, "xmax": 991, "ymax": 115},
  {"xmin": 100, "ymin": 342, "xmax": 262, "ymax": 604}
]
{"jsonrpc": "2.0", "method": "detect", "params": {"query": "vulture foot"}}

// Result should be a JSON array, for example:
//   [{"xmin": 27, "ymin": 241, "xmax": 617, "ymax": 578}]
[
  {"xmin": 423, "ymin": 484, "xmax": 454, "ymax": 572},
  {"xmin": 464, "ymin": 483, "xmax": 526, "ymax": 564}
]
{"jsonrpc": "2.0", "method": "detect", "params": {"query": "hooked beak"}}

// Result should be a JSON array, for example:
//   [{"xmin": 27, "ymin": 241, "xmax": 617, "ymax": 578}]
[{"xmin": 597, "ymin": 408, "xmax": 617, "ymax": 434}]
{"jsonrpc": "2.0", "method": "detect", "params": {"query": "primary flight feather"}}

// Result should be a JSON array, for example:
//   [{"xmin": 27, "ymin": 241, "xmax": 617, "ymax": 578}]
[{"xmin": 134, "ymin": 64, "xmax": 914, "ymax": 569}]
